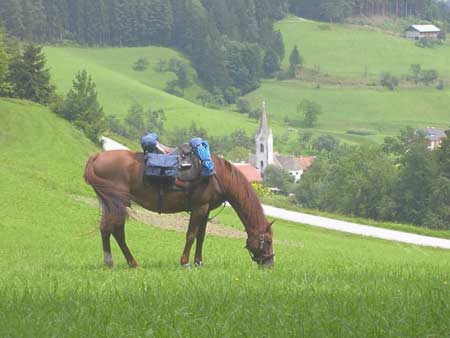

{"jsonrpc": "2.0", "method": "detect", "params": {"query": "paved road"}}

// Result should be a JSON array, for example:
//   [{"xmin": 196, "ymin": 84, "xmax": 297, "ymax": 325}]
[
  {"xmin": 262, "ymin": 204, "xmax": 450, "ymax": 250},
  {"xmin": 101, "ymin": 136, "xmax": 129, "ymax": 151},
  {"xmin": 100, "ymin": 136, "xmax": 450, "ymax": 250}
]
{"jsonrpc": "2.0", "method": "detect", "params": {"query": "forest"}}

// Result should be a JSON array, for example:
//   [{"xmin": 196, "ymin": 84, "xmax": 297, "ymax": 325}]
[
  {"xmin": 288, "ymin": 0, "xmax": 450, "ymax": 22},
  {"xmin": 1, "ymin": 0, "xmax": 449, "ymax": 92}
]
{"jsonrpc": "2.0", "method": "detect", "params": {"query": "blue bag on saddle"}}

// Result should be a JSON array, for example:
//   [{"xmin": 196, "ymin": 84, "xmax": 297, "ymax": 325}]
[
  {"xmin": 141, "ymin": 132, "xmax": 158, "ymax": 153},
  {"xmin": 144, "ymin": 153, "xmax": 178, "ymax": 177},
  {"xmin": 190, "ymin": 137, "xmax": 215, "ymax": 176}
]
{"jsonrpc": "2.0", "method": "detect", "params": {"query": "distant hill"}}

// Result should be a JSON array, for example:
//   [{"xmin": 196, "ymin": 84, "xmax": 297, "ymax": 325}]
[
  {"xmin": 44, "ymin": 46, "xmax": 259, "ymax": 137},
  {"xmin": 244, "ymin": 17, "xmax": 450, "ymax": 144},
  {"xmin": 277, "ymin": 17, "xmax": 450, "ymax": 79}
]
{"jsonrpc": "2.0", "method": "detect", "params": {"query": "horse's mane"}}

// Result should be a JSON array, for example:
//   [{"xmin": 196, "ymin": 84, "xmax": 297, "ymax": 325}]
[{"xmin": 214, "ymin": 156, "xmax": 268, "ymax": 232}]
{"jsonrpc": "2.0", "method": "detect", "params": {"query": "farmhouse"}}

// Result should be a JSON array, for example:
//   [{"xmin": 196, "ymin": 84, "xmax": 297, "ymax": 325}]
[
  {"xmin": 405, "ymin": 25, "xmax": 440, "ymax": 40},
  {"xmin": 249, "ymin": 102, "xmax": 315, "ymax": 183}
]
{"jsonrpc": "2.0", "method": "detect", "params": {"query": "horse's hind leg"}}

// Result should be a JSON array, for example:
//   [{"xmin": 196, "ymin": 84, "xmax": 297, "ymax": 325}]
[
  {"xmin": 101, "ymin": 229, "xmax": 114, "ymax": 267},
  {"xmin": 113, "ymin": 225, "xmax": 138, "ymax": 268}
]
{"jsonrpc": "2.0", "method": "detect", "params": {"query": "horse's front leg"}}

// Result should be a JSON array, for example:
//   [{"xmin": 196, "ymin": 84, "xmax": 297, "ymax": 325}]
[
  {"xmin": 180, "ymin": 204, "xmax": 209, "ymax": 268},
  {"xmin": 194, "ymin": 219, "xmax": 208, "ymax": 267}
]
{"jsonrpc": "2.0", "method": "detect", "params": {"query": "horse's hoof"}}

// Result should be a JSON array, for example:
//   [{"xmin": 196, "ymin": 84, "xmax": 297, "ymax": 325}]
[
  {"xmin": 194, "ymin": 261, "xmax": 203, "ymax": 268},
  {"xmin": 181, "ymin": 263, "xmax": 191, "ymax": 269},
  {"xmin": 104, "ymin": 261, "xmax": 114, "ymax": 268}
]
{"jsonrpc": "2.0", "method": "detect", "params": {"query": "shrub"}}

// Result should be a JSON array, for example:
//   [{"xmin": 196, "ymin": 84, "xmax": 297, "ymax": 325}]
[
  {"xmin": 133, "ymin": 58, "xmax": 149, "ymax": 71},
  {"xmin": 380, "ymin": 72, "xmax": 399, "ymax": 90}
]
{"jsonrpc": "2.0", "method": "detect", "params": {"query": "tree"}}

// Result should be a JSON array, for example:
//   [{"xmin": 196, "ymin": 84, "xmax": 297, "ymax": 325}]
[
  {"xmin": 145, "ymin": 107, "xmax": 166, "ymax": 137},
  {"xmin": 133, "ymin": 58, "xmax": 149, "ymax": 71},
  {"xmin": 236, "ymin": 98, "xmax": 252, "ymax": 113},
  {"xmin": 410, "ymin": 64, "xmax": 422, "ymax": 84},
  {"xmin": 313, "ymin": 135, "xmax": 339, "ymax": 152},
  {"xmin": 56, "ymin": 70, "xmax": 105, "ymax": 143},
  {"xmin": 288, "ymin": 45, "xmax": 302, "ymax": 78},
  {"xmin": 394, "ymin": 143, "xmax": 438, "ymax": 225},
  {"xmin": 226, "ymin": 146, "xmax": 249, "ymax": 162},
  {"xmin": 420, "ymin": 69, "xmax": 439, "ymax": 85},
  {"xmin": 263, "ymin": 48, "xmax": 280, "ymax": 77},
  {"xmin": 8, "ymin": 44, "xmax": 55, "ymax": 104},
  {"xmin": 263, "ymin": 165, "xmax": 294, "ymax": 193},
  {"xmin": 175, "ymin": 63, "xmax": 192, "ymax": 94},
  {"xmin": 380, "ymin": 72, "xmax": 399, "ymax": 90},
  {"xmin": 298, "ymin": 99, "xmax": 322, "ymax": 128},
  {"xmin": 0, "ymin": 30, "xmax": 12, "ymax": 96}
]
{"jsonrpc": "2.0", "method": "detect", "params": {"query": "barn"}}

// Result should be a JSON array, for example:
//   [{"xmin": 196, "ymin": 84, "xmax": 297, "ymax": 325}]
[{"xmin": 405, "ymin": 25, "xmax": 441, "ymax": 40}]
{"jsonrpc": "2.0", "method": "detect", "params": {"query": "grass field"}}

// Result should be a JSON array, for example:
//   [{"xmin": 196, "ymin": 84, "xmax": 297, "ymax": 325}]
[
  {"xmin": 44, "ymin": 46, "xmax": 257, "ymax": 136},
  {"xmin": 277, "ymin": 16, "xmax": 450, "ymax": 79},
  {"xmin": 246, "ymin": 80, "xmax": 450, "ymax": 143},
  {"xmin": 1, "ymin": 98, "xmax": 450, "ymax": 337}
]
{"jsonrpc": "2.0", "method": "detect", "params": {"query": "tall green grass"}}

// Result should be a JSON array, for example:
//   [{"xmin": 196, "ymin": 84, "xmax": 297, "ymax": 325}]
[{"xmin": 1, "ymin": 99, "xmax": 450, "ymax": 337}]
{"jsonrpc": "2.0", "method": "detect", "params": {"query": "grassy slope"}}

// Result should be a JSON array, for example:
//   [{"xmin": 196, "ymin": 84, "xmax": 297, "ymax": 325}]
[
  {"xmin": 246, "ymin": 80, "xmax": 450, "ymax": 142},
  {"xmin": 44, "ymin": 46, "xmax": 257, "ymax": 136},
  {"xmin": 244, "ymin": 17, "xmax": 450, "ymax": 143},
  {"xmin": 277, "ymin": 17, "xmax": 450, "ymax": 78},
  {"xmin": 1, "ymin": 98, "xmax": 450, "ymax": 337}
]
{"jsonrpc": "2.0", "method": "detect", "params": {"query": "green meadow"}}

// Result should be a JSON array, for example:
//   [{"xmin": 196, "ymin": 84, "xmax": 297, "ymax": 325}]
[
  {"xmin": 1, "ymin": 98, "xmax": 450, "ymax": 337},
  {"xmin": 246, "ymin": 80, "xmax": 450, "ymax": 143},
  {"xmin": 44, "ymin": 46, "xmax": 257, "ymax": 136},
  {"xmin": 277, "ymin": 17, "xmax": 450, "ymax": 79}
]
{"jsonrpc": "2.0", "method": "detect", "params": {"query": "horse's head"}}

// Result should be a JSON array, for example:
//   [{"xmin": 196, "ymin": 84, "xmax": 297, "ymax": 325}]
[{"xmin": 246, "ymin": 221, "xmax": 274, "ymax": 267}]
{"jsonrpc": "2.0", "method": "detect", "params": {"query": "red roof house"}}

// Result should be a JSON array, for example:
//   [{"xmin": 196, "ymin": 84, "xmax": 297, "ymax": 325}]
[{"xmin": 233, "ymin": 163, "xmax": 263, "ymax": 182}]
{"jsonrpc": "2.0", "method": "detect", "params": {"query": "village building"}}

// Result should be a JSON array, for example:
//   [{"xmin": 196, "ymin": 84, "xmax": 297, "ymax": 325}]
[
  {"xmin": 233, "ymin": 163, "xmax": 262, "ymax": 183},
  {"xmin": 405, "ymin": 25, "xmax": 440, "ymax": 40},
  {"xmin": 424, "ymin": 127, "xmax": 447, "ymax": 150},
  {"xmin": 248, "ymin": 102, "xmax": 315, "ymax": 183}
]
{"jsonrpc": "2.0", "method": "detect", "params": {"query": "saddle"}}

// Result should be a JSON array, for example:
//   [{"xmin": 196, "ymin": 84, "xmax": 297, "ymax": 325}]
[{"xmin": 144, "ymin": 142, "xmax": 202, "ymax": 182}]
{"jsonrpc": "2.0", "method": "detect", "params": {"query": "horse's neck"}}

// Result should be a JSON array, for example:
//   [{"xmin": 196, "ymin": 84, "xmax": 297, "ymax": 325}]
[{"xmin": 218, "ymin": 161, "xmax": 266, "ymax": 234}]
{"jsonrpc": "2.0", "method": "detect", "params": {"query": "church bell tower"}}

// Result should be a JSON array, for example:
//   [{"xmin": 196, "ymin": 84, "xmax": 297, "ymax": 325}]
[{"xmin": 255, "ymin": 101, "xmax": 274, "ymax": 173}]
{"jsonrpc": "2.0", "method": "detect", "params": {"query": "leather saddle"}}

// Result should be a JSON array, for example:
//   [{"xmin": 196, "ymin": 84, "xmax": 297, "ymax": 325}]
[{"xmin": 144, "ymin": 142, "xmax": 202, "ymax": 183}]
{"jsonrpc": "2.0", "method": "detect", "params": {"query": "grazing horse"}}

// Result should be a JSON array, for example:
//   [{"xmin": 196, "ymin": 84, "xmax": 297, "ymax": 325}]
[{"xmin": 83, "ymin": 150, "xmax": 274, "ymax": 268}]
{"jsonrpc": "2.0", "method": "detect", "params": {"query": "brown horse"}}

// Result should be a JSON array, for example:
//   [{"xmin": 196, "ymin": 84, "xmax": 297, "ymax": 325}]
[{"xmin": 83, "ymin": 150, "xmax": 274, "ymax": 268}]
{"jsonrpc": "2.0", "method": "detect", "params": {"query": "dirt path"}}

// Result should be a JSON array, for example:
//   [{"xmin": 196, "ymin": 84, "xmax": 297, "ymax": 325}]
[{"xmin": 73, "ymin": 195, "xmax": 245, "ymax": 239}]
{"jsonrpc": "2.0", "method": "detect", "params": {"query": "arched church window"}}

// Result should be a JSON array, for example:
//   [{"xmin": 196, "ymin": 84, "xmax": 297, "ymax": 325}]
[{"xmin": 260, "ymin": 144, "xmax": 264, "ymax": 153}]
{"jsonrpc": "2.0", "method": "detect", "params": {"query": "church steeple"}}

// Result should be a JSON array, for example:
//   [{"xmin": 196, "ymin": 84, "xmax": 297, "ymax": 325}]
[
  {"xmin": 258, "ymin": 101, "xmax": 270, "ymax": 136},
  {"xmin": 255, "ymin": 101, "xmax": 274, "ymax": 172}
]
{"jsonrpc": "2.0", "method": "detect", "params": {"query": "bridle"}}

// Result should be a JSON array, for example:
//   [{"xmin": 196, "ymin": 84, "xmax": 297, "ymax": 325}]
[{"xmin": 246, "ymin": 233, "xmax": 275, "ymax": 265}]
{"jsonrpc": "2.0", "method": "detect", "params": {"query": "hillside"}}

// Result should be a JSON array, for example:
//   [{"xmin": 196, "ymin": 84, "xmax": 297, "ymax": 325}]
[
  {"xmin": 277, "ymin": 16, "xmax": 450, "ymax": 79},
  {"xmin": 242, "ymin": 17, "xmax": 450, "ymax": 144},
  {"xmin": 44, "ymin": 46, "xmax": 258, "ymax": 136},
  {"xmin": 247, "ymin": 80, "xmax": 450, "ymax": 143},
  {"xmin": 1, "ymin": 98, "xmax": 450, "ymax": 337}
]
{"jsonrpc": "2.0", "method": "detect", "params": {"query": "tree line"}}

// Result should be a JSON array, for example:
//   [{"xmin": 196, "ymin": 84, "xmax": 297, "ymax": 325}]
[
  {"xmin": 0, "ymin": 0, "xmax": 287, "ymax": 95},
  {"xmin": 288, "ymin": 0, "xmax": 450, "ymax": 23},
  {"xmin": 295, "ymin": 127, "xmax": 450, "ymax": 230}
]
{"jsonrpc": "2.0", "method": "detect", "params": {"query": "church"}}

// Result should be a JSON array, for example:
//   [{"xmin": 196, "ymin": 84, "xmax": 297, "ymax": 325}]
[{"xmin": 248, "ymin": 102, "xmax": 315, "ymax": 183}]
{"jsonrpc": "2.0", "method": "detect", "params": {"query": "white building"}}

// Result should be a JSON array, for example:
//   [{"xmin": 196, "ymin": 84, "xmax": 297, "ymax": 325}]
[
  {"xmin": 405, "ymin": 25, "xmax": 440, "ymax": 40},
  {"xmin": 254, "ymin": 101, "xmax": 274, "ymax": 172},
  {"xmin": 250, "ymin": 102, "xmax": 315, "ymax": 183}
]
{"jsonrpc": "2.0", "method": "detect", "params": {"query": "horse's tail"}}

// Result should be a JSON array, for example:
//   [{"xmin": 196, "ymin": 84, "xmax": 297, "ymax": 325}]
[{"xmin": 83, "ymin": 154, "xmax": 130, "ymax": 220}]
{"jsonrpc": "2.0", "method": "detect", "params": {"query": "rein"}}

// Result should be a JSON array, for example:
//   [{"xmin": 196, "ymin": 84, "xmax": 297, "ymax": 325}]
[{"xmin": 246, "ymin": 234, "xmax": 275, "ymax": 265}]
